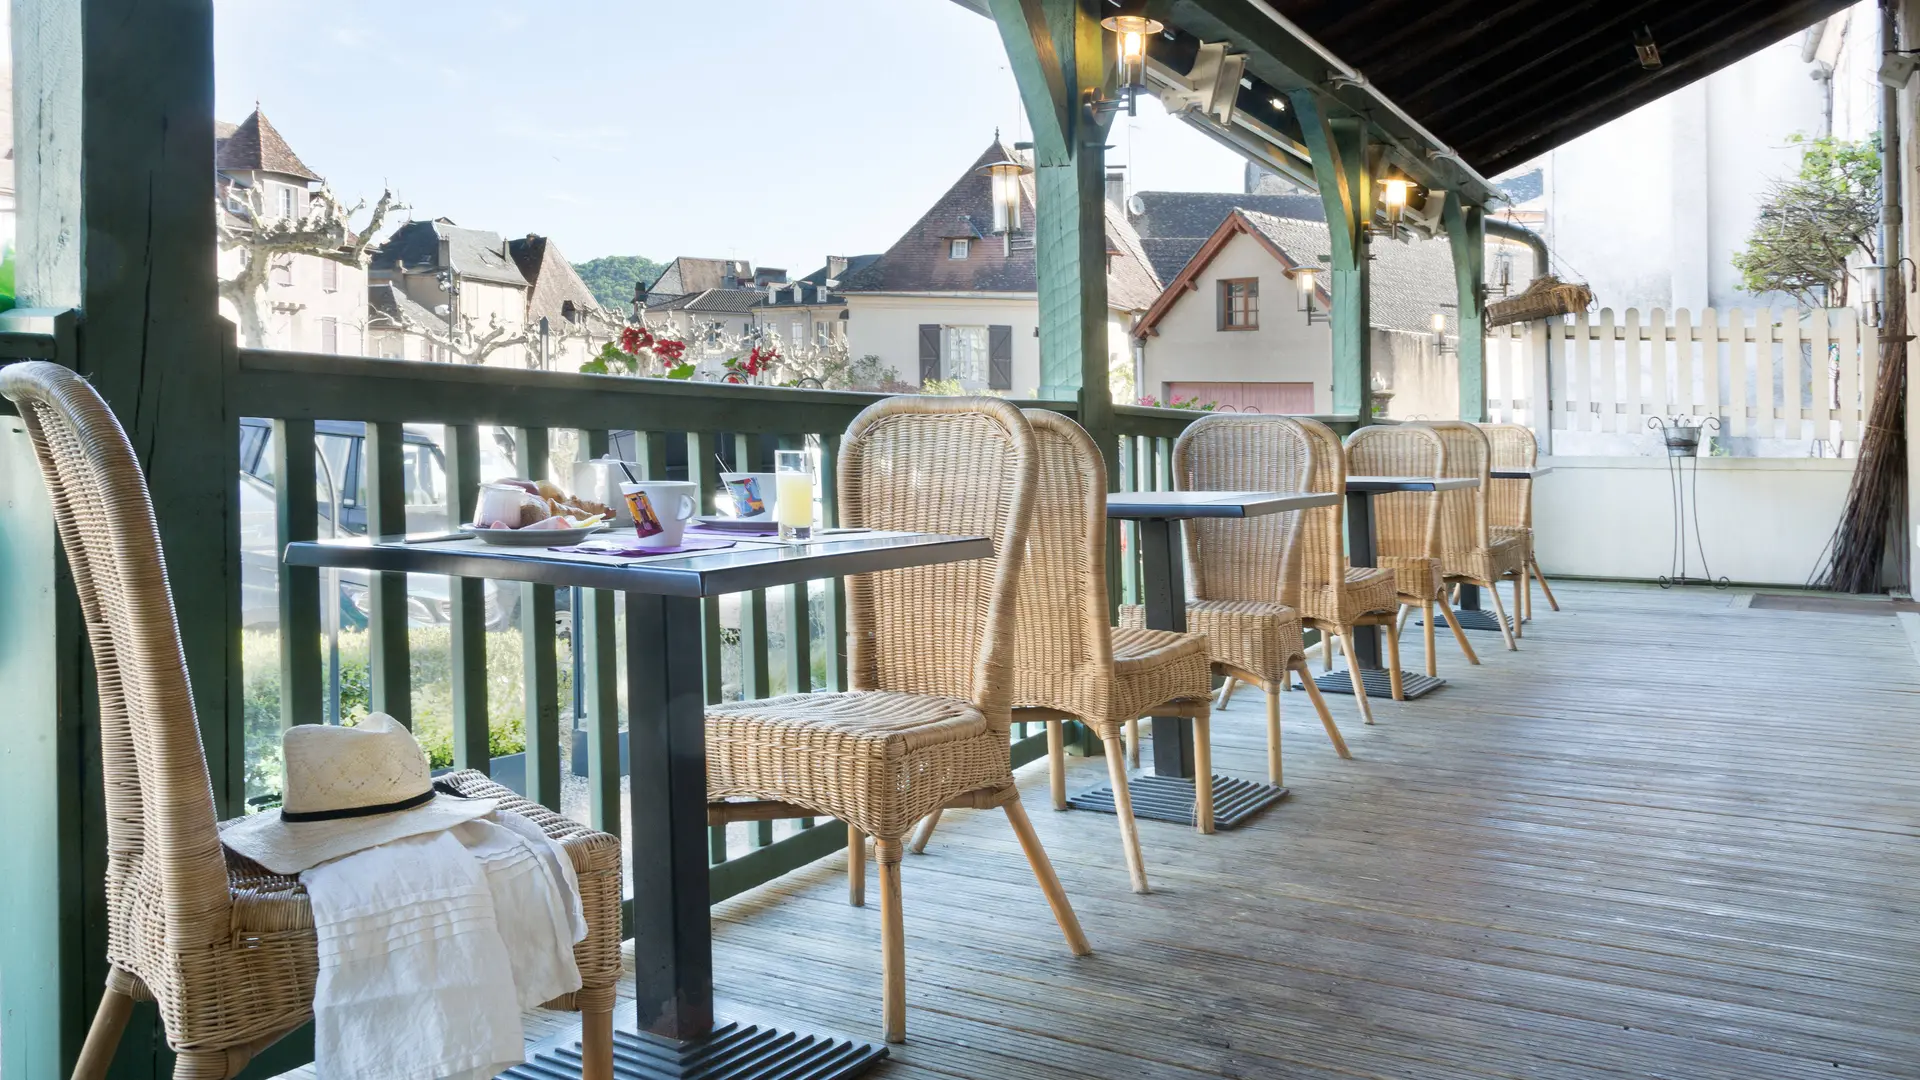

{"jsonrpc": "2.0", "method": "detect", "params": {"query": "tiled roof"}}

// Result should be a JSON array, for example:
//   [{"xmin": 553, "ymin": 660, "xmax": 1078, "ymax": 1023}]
[
  {"xmin": 214, "ymin": 108, "xmax": 320, "ymax": 182},
  {"xmin": 800, "ymin": 254, "xmax": 882, "ymax": 287},
  {"xmin": 646, "ymin": 288, "xmax": 763, "ymax": 315},
  {"xmin": 1497, "ymin": 168, "xmax": 1545, "ymax": 205},
  {"xmin": 366, "ymin": 281, "xmax": 442, "ymax": 331},
  {"xmin": 1127, "ymin": 190, "xmax": 1325, "ymax": 240},
  {"xmin": 651, "ymin": 257, "xmax": 753, "ymax": 296},
  {"xmin": 507, "ymin": 234, "xmax": 604, "ymax": 325},
  {"xmin": 370, "ymin": 219, "xmax": 530, "ymax": 288},
  {"xmin": 838, "ymin": 139, "xmax": 1162, "ymax": 310},
  {"xmin": 1136, "ymin": 208, "xmax": 1459, "ymax": 338}
]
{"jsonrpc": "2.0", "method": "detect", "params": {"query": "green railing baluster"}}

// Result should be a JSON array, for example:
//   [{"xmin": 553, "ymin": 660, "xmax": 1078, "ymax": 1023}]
[
  {"xmin": 447, "ymin": 425, "xmax": 489, "ymax": 772},
  {"xmin": 820, "ymin": 433, "xmax": 849, "ymax": 691},
  {"xmin": 364, "ymin": 421, "xmax": 411, "ymax": 726},
  {"xmin": 515, "ymin": 426, "xmax": 561, "ymax": 808},
  {"xmin": 733, "ymin": 434, "xmax": 771, "ymax": 703},
  {"xmin": 753, "ymin": 819, "xmax": 774, "ymax": 848},
  {"xmin": 687, "ymin": 431, "xmax": 724, "ymax": 704},
  {"xmin": 582, "ymin": 428, "xmax": 621, "ymax": 834},
  {"xmin": 272, "ymin": 419, "xmax": 322, "ymax": 727}
]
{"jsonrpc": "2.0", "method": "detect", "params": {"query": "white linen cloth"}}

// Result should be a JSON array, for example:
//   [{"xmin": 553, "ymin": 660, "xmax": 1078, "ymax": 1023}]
[{"xmin": 299, "ymin": 811, "xmax": 588, "ymax": 1080}]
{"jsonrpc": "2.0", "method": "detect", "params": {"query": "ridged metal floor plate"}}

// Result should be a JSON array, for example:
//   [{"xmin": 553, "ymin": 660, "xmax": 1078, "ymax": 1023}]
[
  {"xmin": 1415, "ymin": 607, "xmax": 1519, "ymax": 632},
  {"xmin": 506, "ymin": 1019, "xmax": 888, "ymax": 1080},
  {"xmin": 1067, "ymin": 773, "xmax": 1288, "ymax": 829},
  {"xmin": 1311, "ymin": 668, "xmax": 1448, "ymax": 699}
]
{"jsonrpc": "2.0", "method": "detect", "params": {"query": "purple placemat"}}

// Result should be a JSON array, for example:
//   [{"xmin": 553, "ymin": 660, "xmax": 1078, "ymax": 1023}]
[{"xmin": 548, "ymin": 537, "xmax": 737, "ymax": 557}]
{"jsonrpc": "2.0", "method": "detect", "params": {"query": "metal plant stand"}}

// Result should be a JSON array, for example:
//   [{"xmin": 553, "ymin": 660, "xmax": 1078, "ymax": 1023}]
[{"xmin": 1651, "ymin": 416, "xmax": 1728, "ymax": 589}]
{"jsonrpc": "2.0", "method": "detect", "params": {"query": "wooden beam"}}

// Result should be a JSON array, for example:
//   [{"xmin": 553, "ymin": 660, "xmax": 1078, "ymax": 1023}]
[
  {"xmin": 1444, "ymin": 193, "xmax": 1488, "ymax": 423},
  {"xmin": 1294, "ymin": 91, "xmax": 1373, "ymax": 418},
  {"xmin": 987, "ymin": 0, "xmax": 1072, "ymax": 161}
]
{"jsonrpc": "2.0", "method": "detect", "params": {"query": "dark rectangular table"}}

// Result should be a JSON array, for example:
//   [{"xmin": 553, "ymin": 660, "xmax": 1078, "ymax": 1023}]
[
  {"xmin": 1316, "ymin": 476, "xmax": 1480, "ymax": 700},
  {"xmin": 1068, "ymin": 490, "xmax": 1337, "ymax": 830},
  {"xmin": 286, "ymin": 529, "xmax": 994, "ymax": 1080}
]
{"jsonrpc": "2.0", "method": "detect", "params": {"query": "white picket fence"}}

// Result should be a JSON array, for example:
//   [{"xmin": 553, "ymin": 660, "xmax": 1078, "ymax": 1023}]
[{"xmin": 1486, "ymin": 307, "xmax": 1878, "ymax": 454}]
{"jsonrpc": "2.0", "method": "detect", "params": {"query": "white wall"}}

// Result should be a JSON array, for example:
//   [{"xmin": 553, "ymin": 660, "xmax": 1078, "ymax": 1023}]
[
  {"xmin": 847, "ymin": 293, "xmax": 1132, "ymax": 395},
  {"xmin": 216, "ymin": 247, "xmax": 367, "ymax": 354},
  {"xmin": 1537, "ymin": 36, "xmax": 1835, "ymax": 312},
  {"xmin": 1533, "ymin": 456, "xmax": 1854, "ymax": 585},
  {"xmin": 1139, "ymin": 231, "xmax": 1333, "ymax": 411}
]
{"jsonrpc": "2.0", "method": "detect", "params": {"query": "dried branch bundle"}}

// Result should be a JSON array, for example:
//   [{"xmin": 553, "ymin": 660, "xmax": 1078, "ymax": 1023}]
[{"xmin": 1814, "ymin": 264, "xmax": 1908, "ymax": 592}]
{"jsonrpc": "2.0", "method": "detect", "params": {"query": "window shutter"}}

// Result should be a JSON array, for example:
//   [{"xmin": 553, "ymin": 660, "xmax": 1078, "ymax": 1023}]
[
  {"xmin": 918, "ymin": 324, "xmax": 941, "ymax": 384},
  {"xmin": 987, "ymin": 324, "xmax": 1013, "ymax": 390}
]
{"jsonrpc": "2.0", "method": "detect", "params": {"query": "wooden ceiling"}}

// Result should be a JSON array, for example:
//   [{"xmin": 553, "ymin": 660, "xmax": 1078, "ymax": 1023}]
[
  {"xmin": 952, "ymin": 0, "xmax": 1861, "ymax": 180},
  {"xmin": 1258, "ymin": 0, "xmax": 1861, "ymax": 176}
]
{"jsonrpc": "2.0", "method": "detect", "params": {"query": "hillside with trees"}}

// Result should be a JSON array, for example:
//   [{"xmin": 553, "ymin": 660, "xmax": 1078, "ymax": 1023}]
[{"xmin": 573, "ymin": 255, "xmax": 667, "ymax": 311}]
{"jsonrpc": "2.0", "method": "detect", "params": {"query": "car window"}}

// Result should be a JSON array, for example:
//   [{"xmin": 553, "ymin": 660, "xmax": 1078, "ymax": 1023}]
[
  {"xmin": 403, "ymin": 443, "xmax": 444, "ymax": 506},
  {"xmin": 239, "ymin": 423, "xmax": 270, "ymax": 482},
  {"xmin": 318, "ymin": 434, "xmax": 355, "ymax": 506}
]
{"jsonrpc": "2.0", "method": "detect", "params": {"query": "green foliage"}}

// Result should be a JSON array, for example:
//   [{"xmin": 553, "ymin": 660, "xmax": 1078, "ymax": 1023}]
[
  {"xmin": 1136, "ymin": 394, "xmax": 1219, "ymax": 411},
  {"xmin": 580, "ymin": 340, "xmax": 638, "ymax": 376},
  {"xmin": 573, "ymin": 255, "xmax": 667, "ymax": 310},
  {"xmin": 1733, "ymin": 133, "xmax": 1882, "ymax": 307},
  {"xmin": 242, "ymin": 626, "xmax": 570, "ymax": 803}
]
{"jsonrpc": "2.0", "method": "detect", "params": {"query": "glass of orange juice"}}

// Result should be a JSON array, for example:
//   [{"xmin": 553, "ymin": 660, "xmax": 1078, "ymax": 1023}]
[{"xmin": 774, "ymin": 449, "xmax": 814, "ymax": 542}]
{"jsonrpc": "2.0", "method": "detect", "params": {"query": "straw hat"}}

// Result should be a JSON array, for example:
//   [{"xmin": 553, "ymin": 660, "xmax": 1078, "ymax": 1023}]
[{"xmin": 221, "ymin": 714, "xmax": 499, "ymax": 874}]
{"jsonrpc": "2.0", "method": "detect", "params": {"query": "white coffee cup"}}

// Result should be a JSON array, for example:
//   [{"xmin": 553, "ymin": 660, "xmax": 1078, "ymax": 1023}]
[
  {"xmin": 474, "ymin": 482, "xmax": 540, "ymax": 528},
  {"xmin": 718, "ymin": 472, "xmax": 778, "ymax": 519},
  {"xmin": 620, "ymin": 481, "xmax": 698, "ymax": 548}
]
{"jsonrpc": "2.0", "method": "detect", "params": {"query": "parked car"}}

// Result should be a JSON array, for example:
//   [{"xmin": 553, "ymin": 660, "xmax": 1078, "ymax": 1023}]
[{"xmin": 238, "ymin": 419, "xmax": 523, "ymax": 631}]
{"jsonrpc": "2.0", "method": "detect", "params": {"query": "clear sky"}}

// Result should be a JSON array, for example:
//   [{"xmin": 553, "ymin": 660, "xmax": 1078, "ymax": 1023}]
[{"xmin": 213, "ymin": 0, "xmax": 1246, "ymax": 275}]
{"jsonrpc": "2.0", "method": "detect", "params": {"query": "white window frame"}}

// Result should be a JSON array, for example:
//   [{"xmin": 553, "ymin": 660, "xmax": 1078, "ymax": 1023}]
[
  {"xmin": 943, "ymin": 325, "xmax": 988, "ymax": 386},
  {"xmin": 949, "ymin": 238, "xmax": 969, "ymax": 260},
  {"xmin": 277, "ymin": 185, "xmax": 294, "ymax": 218}
]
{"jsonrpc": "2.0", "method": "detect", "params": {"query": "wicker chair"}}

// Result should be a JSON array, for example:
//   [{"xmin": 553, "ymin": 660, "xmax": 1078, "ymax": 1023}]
[
  {"xmin": 909, "ymin": 410, "xmax": 1216, "ymax": 881},
  {"xmin": 1121, "ymin": 413, "xmax": 1352, "ymax": 781},
  {"xmin": 0, "ymin": 362, "xmax": 621, "ymax": 1080},
  {"xmin": 1291, "ymin": 417, "xmax": 1404, "ymax": 723},
  {"xmin": 1429, "ymin": 420, "xmax": 1526, "ymax": 651},
  {"xmin": 704, "ymin": 397, "xmax": 1089, "ymax": 1044},
  {"xmin": 1480, "ymin": 422, "xmax": 1559, "ymax": 621},
  {"xmin": 1343, "ymin": 424, "xmax": 1479, "ymax": 677}
]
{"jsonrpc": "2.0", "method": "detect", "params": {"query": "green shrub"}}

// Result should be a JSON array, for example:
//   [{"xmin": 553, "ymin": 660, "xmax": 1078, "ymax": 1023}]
[{"xmin": 242, "ymin": 626, "xmax": 570, "ymax": 802}]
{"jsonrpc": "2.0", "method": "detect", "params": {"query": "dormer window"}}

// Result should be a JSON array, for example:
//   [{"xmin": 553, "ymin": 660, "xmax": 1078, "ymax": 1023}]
[{"xmin": 949, "ymin": 239, "xmax": 970, "ymax": 260}]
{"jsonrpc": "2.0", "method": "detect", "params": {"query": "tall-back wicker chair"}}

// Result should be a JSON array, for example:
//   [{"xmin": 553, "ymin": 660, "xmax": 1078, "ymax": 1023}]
[
  {"xmin": 1121, "ymin": 413, "xmax": 1352, "ymax": 783},
  {"xmin": 704, "ymin": 397, "xmax": 1089, "ymax": 1044},
  {"xmin": 1480, "ymin": 422, "xmax": 1559, "ymax": 619},
  {"xmin": 1429, "ymin": 420, "xmax": 1525, "ymax": 651},
  {"xmin": 1293, "ymin": 417, "xmax": 1404, "ymax": 723},
  {"xmin": 0, "ymin": 362, "xmax": 622, "ymax": 1080},
  {"xmin": 1344, "ymin": 424, "xmax": 1479, "ymax": 676}
]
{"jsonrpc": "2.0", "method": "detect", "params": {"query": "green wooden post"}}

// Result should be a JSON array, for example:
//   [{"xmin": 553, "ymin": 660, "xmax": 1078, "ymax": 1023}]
[
  {"xmin": 365, "ymin": 422, "xmax": 412, "ymax": 727},
  {"xmin": 515, "ymin": 427, "xmax": 561, "ymax": 808},
  {"xmin": 1294, "ymin": 93, "xmax": 1375, "ymax": 419},
  {"xmin": 687, "ymin": 431, "xmax": 725, "ymax": 703},
  {"xmin": 581, "ymin": 429, "xmax": 621, "ymax": 834},
  {"xmin": 4, "ymin": 0, "xmax": 236, "ymax": 1075},
  {"xmin": 446, "ymin": 424, "xmax": 490, "ymax": 772},
  {"xmin": 1444, "ymin": 193, "xmax": 1490, "ymax": 422},
  {"xmin": 274, "ymin": 419, "xmax": 322, "ymax": 728},
  {"xmin": 733, "ymin": 434, "xmax": 770, "ymax": 701}
]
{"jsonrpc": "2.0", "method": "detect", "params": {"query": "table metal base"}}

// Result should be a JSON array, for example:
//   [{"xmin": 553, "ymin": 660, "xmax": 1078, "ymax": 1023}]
[
  {"xmin": 1415, "ymin": 607, "xmax": 1517, "ymax": 633},
  {"xmin": 507, "ymin": 1018, "xmax": 888, "ymax": 1080},
  {"xmin": 1311, "ymin": 668, "xmax": 1447, "ymax": 699},
  {"xmin": 1067, "ymin": 773, "xmax": 1287, "ymax": 830}
]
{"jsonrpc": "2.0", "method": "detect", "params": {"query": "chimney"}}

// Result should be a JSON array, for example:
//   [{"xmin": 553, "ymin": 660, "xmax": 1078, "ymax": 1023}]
[
  {"xmin": 436, "ymin": 232, "xmax": 452, "ymax": 271},
  {"xmin": 827, "ymin": 255, "xmax": 848, "ymax": 282},
  {"xmin": 1105, "ymin": 169, "xmax": 1127, "ymax": 212}
]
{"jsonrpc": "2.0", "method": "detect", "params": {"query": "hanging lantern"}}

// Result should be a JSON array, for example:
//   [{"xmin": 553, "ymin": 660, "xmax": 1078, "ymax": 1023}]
[
  {"xmin": 1100, "ymin": 1, "xmax": 1164, "ymax": 117},
  {"xmin": 1288, "ymin": 265, "xmax": 1328, "ymax": 325},
  {"xmin": 974, "ymin": 152, "xmax": 1032, "ymax": 236}
]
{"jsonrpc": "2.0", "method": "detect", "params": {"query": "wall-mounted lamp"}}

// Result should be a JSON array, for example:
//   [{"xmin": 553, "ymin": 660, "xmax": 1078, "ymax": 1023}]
[
  {"xmin": 1430, "ymin": 312, "xmax": 1455, "ymax": 355},
  {"xmin": 1861, "ymin": 263, "xmax": 1885, "ymax": 328},
  {"xmin": 974, "ymin": 151, "xmax": 1033, "ymax": 252},
  {"xmin": 1288, "ymin": 265, "xmax": 1329, "ymax": 325},
  {"xmin": 1095, "ymin": 1, "xmax": 1164, "ymax": 118},
  {"xmin": 1633, "ymin": 25, "xmax": 1662, "ymax": 70}
]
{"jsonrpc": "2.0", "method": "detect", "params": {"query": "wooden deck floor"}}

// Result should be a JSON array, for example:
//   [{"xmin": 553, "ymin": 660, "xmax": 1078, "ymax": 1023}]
[{"xmin": 465, "ymin": 582, "xmax": 1920, "ymax": 1077}]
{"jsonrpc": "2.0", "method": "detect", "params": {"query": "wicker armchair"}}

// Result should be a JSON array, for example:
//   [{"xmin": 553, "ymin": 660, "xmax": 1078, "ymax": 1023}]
[
  {"xmin": 704, "ymin": 397, "xmax": 1089, "ymax": 1044},
  {"xmin": 911, "ymin": 410, "xmax": 1215, "ymax": 880},
  {"xmin": 0, "ymin": 362, "xmax": 621, "ymax": 1080},
  {"xmin": 1480, "ymin": 422, "xmax": 1559, "ymax": 621},
  {"xmin": 1343, "ymin": 424, "xmax": 1479, "ymax": 677},
  {"xmin": 1292, "ymin": 418, "xmax": 1404, "ymax": 722},
  {"xmin": 1121, "ymin": 413, "xmax": 1352, "ymax": 783},
  {"xmin": 1429, "ymin": 420, "xmax": 1526, "ymax": 651}
]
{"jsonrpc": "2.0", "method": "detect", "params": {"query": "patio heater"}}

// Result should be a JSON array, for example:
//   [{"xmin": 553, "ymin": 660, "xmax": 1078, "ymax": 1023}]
[
  {"xmin": 1288, "ymin": 264, "xmax": 1329, "ymax": 324},
  {"xmin": 1095, "ymin": 1, "xmax": 1163, "ymax": 118},
  {"xmin": 975, "ymin": 150, "xmax": 1032, "ymax": 255}
]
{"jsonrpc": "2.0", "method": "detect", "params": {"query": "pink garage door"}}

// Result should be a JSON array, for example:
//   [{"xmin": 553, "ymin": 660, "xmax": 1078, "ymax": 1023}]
[{"xmin": 1164, "ymin": 381, "xmax": 1315, "ymax": 414}]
